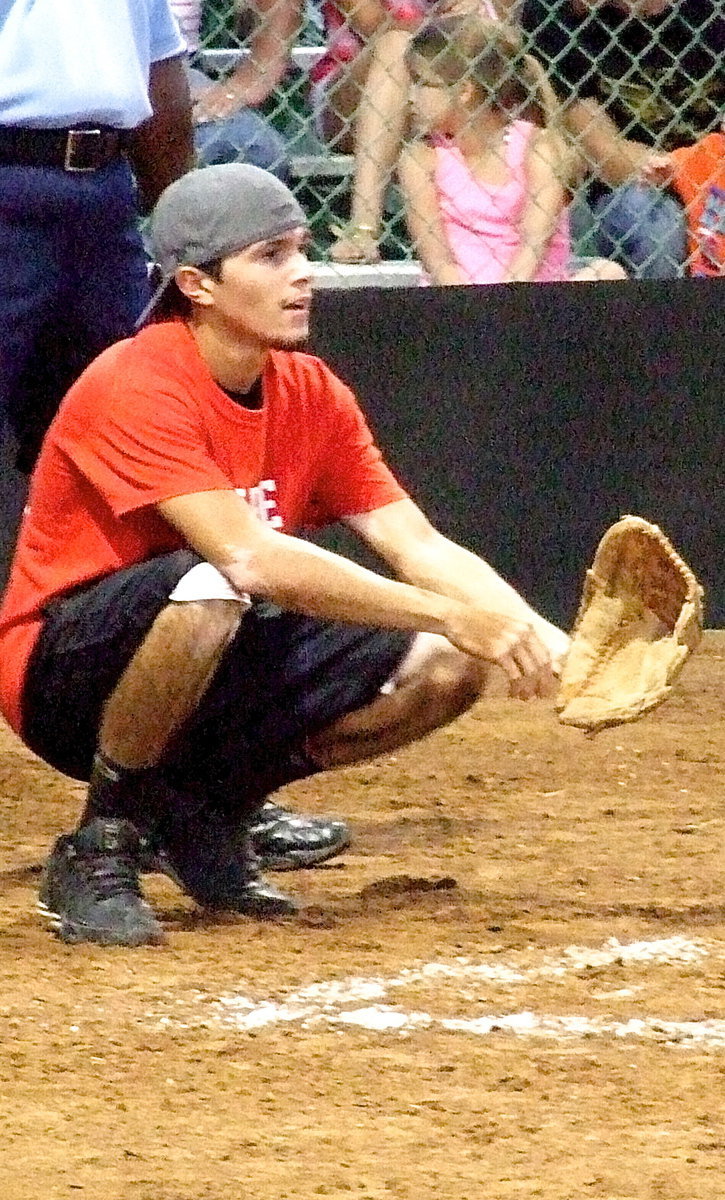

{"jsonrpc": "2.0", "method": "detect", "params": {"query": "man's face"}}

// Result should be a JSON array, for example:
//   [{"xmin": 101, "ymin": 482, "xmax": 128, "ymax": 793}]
[{"xmin": 203, "ymin": 228, "xmax": 313, "ymax": 348}]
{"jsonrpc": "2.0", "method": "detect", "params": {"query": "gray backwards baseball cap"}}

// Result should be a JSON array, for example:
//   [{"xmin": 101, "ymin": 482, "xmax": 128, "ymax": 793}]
[{"xmin": 137, "ymin": 163, "xmax": 306, "ymax": 325}]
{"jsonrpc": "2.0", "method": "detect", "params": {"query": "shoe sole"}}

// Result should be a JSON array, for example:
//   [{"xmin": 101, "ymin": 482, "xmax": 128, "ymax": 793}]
[
  {"xmin": 36, "ymin": 899, "xmax": 165, "ymax": 947},
  {"xmin": 258, "ymin": 836, "xmax": 351, "ymax": 871}
]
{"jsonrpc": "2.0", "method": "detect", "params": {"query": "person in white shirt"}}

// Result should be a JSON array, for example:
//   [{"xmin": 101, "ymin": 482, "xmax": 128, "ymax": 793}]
[{"xmin": 0, "ymin": 0, "xmax": 194, "ymax": 472}]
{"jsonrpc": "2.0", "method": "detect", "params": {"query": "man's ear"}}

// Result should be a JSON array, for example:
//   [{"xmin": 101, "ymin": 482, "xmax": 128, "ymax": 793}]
[{"xmin": 175, "ymin": 265, "xmax": 215, "ymax": 307}]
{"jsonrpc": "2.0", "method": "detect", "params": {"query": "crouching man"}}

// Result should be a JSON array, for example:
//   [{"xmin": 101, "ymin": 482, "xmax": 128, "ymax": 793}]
[{"xmin": 0, "ymin": 164, "xmax": 568, "ymax": 947}]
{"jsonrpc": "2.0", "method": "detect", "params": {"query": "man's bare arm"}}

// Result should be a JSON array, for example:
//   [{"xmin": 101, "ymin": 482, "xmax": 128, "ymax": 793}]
[
  {"xmin": 159, "ymin": 489, "xmax": 450, "ymax": 630},
  {"xmin": 157, "ymin": 490, "xmax": 557, "ymax": 693},
  {"xmin": 347, "ymin": 498, "xmax": 570, "ymax": 666},
  {"xmin": 126, "ymin": 55, "xmax": 194, "ymax": 213}
]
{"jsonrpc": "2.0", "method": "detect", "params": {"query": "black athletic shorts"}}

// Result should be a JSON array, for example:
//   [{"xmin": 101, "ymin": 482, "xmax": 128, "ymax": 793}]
[{"xmin": 22, "ymin": 550, "xmax": 414, "ymax": 809}]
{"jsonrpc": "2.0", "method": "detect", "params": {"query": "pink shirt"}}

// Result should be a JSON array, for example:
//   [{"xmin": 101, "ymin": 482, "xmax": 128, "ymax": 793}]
[{"xmin": 433, "ymin": 120, "xmax": 572, "ymax": 283}]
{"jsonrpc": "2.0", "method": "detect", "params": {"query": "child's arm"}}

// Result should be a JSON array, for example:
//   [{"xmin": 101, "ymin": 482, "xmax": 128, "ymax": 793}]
[
  {"xmin": 503, "ymin": 129, "xmax": 568, "ymax": 283},
  {"xmin": 399, "ymin": 140, "xmax": 466, "ymax": 285}
]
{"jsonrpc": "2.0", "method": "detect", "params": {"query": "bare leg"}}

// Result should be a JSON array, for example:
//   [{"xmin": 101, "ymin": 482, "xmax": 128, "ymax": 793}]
[
  {"xmin": 307, "ymin": 633, "xmax": 489, "ymax": 768},
  {"xmin": 99, "ymin": 599, "xmax": 242, "ymax": 769},
  {"xmin": 330, "ymin": 28, "xmax": 413, "ymax": 264},
  {"xmin": 82, "ymin": 597, "xmax": 297, "ymax": 919},
  {"xmin": 571, "ymin": 258, "xmax": 628, "ymax": 281},
  {"xmin": 316, "ymin": 49, "xmax": 373, "ymax": 154}
]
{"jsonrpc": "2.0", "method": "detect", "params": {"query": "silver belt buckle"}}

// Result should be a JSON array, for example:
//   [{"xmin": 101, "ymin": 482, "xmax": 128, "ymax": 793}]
[{"xmin": 64, "ymin": 128, "xmax": 102, "ymax": 172}]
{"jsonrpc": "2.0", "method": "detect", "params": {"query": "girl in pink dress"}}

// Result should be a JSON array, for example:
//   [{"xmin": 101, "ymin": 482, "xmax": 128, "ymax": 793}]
[
  {"xmin": 324, "ymin": 0, "xmax": 517, "ymax": 265},
  {"xmin": 399, "ymin": 16, "xmax": 625, "ymax": 284}
]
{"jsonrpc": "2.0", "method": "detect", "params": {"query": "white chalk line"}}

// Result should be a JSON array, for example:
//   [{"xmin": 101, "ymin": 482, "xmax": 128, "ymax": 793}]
[{"xmin": 158, "ymin": 936, "xmax": 725, "ymax": 1049}]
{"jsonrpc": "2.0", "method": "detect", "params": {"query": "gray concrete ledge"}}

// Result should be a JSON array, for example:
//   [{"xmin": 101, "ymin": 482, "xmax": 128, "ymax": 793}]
[{"xmin": 312, "ymin": 261, "xmax": 423, "ymax": 288}]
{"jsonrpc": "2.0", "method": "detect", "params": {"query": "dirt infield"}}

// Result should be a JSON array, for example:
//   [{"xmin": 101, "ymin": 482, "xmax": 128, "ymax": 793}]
[{"xmin": 0, "ymin": 633, "xmax": 723, "ymax": 1200}]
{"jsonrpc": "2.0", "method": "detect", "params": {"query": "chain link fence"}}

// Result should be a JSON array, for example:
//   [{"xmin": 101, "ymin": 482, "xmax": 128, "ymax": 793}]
[{"xmin": 180, "ymin": 1, "xmax": 724, "ymax": 279}]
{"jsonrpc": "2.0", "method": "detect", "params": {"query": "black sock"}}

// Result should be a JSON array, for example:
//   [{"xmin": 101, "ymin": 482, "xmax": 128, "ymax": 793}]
[
  {"xmin": 83, "ymin": 753, "xmax": 218, "ymax": 843},
  {"xmin": 79, "ymin": 750, "xmax": 156, "ymax": 833}
]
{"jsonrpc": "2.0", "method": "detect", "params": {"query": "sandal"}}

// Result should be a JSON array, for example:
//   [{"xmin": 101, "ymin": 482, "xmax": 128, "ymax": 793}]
[{"xmin": 329, "ymin": 222, "xmax": 381, "ymax": 265}]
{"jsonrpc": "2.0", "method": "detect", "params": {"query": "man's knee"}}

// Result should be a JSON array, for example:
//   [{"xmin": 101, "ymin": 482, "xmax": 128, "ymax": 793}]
[
  {"xmin": 305, "ymin": 640, "xmax": 488, "ymax": 770},
  {"xmin": 415, "ymin": 648, "xmax": 488, "ymax": 726},
  {"xmin": 157, "ymin": 597, "xmax": 243, "ymax": 659}
]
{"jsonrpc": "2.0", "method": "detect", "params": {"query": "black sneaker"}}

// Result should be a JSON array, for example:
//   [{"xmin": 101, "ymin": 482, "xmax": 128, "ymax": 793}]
[
  {"xmin": 37, "ymin": 818, "xmax": 164, "ymax": 947},
  {"xmin": 158, "ymin": 806, "xmax": 298, "ymax": 919},
  {"xmin": 249, "ymin": 801, "xmax": 351, "ymax": 871},
  {"xmin": 140, "ymin": 801, "xmax": 351, "ymax": 875}
]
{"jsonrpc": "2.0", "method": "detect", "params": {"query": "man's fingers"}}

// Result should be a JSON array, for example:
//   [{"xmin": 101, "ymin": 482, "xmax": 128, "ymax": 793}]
[
  {"xmin": 499, "ymin": 631, "xmax": 559, "ymax": 700},
  {"xmin": 504, "ymin": 661, "xmax": 557, "ymax": 700},
  {"xmin": 517, "ymin": 637, "xmax": 559, "ymax": 697},
  {"xmin": 497, "ymin": 650, "xmax": 525, "ymax": 689},
  {"xmin": 450, "ymin": 613, "xmax": 561, "ymax": 697},
  {"xmin": 510, "ymin": 643, "xmax": 541, "ymax": 698},
  {"xmin": 497, "ymin": 647, "xmax": 538, "ymax": 699},
  {"xmin": 532, "ymin": 664, "xmax": 558, "ymax": 698},
  {"xmin": 518, "ymin": 631, "xmax": 552, "ymax": 673}
]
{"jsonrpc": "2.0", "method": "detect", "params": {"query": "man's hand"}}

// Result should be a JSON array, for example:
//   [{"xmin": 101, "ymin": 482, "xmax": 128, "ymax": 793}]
[
  {"xmin": 443, "ymin": 606, "xmax": 559, "ymax": 700},
  {"xmin": 531, "ymin": 618, "xmax": 571, "ymax": 676},
  {"xmin": 640, "ymin": 151, "xmax": 676, "ymax": 186},
  {"xmin": 348, "ymin": 498, "xmax": 570, "ymax": 697},
  {"xmin": 193, "ymin": 81, "xmax": 252, "ymax": 123}
]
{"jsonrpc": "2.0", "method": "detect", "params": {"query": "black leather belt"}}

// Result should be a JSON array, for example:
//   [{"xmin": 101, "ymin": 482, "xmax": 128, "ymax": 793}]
[{"xmin": 0, "ymin": 126, "xmax": 125, "ymax": 172}]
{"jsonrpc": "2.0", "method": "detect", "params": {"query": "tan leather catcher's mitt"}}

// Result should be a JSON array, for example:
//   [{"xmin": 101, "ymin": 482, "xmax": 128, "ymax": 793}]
[{"xmin": 556, "ymin": 516, "xmax": 704, "ymax": 733}]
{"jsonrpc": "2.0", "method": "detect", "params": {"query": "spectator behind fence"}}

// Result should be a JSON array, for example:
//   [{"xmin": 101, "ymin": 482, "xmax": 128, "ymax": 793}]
[
  {"xmin": 644, "ymin": 115, "xmax": 725, "ymax": 278},
  {"xmin": 399, "ymin": 18, "xmax": 626, "ymax": 284},
  {"xmin": 521, "ymin": 0, "xmax": 725, "ymax": 279},
  {"xmin": 171, "ymin": 0, "xmax": 296, "ymax": 179},
  {"xmin": 0, "ymin": 0, "xmax": 194, "ymax": 475},
  {"xmin": 324, "ymin": 0, "xmax": 520, "ymax": 265}
]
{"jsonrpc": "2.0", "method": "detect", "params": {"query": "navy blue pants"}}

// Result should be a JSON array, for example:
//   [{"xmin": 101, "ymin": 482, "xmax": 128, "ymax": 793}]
[
  {"xmin": 0, "ymin": 159, "xmax": 150, "ymax": 468},
  {"xmin": 571, "ymin": 183, "xmax": 687, "ymax": 280}
]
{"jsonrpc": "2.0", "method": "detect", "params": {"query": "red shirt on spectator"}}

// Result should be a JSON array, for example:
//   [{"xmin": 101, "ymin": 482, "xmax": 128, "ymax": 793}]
[{"xmin": 670, "ymin": 132, "xmax": 725, "ymax": 277}]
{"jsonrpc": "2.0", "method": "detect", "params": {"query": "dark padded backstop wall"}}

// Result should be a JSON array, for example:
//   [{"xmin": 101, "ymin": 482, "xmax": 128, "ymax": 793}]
[{"xmin": 310, "ymin": 279, "xmax": 723, "ymax": 630}]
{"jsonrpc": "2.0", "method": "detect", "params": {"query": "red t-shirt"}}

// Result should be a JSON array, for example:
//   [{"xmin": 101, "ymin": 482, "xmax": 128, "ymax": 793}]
[
  {"xmin": 670, "ymin": 132, "xmax": 725, "ymax": 277},
  {"xmin": 0, "ymin": 322, "xmax": 407, "ymax": 735}
]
